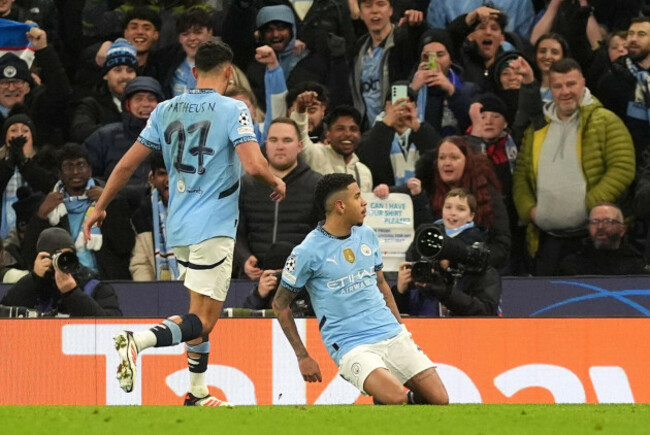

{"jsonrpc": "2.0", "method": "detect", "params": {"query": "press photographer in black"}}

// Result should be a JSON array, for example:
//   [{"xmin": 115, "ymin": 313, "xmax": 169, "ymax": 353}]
[
  {"xmin": 392, "ymin": 189, "xmax": 501, "ymax": 317},
  {"xmin": 242, "ymin": 241, "xmax": 313, "ymax": 317},
  {"xmin": 0, "ymin": 228, "xmax": 122, "ymax": 317}
]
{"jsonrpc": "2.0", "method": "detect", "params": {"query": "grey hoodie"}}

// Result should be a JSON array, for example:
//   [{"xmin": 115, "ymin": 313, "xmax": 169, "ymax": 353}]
[{"xmin": 534, "ymin": 88, "xmax": 594, "ymax": 233}]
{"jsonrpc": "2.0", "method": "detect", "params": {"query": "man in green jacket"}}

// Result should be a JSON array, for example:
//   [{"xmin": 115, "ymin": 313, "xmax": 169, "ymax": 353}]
[{"xmin": 513, "ymin": 58, "xmax": 635, "ymax": 276}]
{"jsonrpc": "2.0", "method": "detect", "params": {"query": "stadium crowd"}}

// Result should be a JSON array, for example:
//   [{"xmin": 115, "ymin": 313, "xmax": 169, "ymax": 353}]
[{"xmin": 1, "ymin": 0, "xmax": 650, "ymax": 317}]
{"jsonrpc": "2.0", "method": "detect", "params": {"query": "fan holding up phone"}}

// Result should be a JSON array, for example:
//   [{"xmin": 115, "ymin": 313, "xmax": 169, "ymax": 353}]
[
  {"xmin": 356, "ymin": 81, "xmax": 440, "ymax": 190},
  {"xmin": 408, "ymin": 29, "xmax": 481, "ymax": 136}
]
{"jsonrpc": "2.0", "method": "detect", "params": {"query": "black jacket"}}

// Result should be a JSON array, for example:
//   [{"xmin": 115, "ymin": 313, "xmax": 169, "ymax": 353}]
[
  {"xmin": 0, "ymin": 266, "xmax": 122, "ymax": 316},
  {"xmin": 235, "ymin": 159, "xmax": 321, "ymax": 269},
  {"xmin": 223, "ymin": 0, "xmax": 357, "ymax": 71},
  {"xmin": 69, "ymin": 82, "xmax": 122, "ymax": 144},
  {"xmin": 357, "ymin": 120, "xmax": 440, "ymax": 187},
  {"xmin": 446, "ymin": 13, "xmax": 531, "ymax": 93},
  {"xmin": 0, "ymin": 149, "xmax": 58, "ymax": 197},
  {"xmin": 421, "ymin": 70, "xmax": 481, "ymax": 135},
  {"xmin": 84, "ymin": 112, "xmax": 150, "ymax": 186},
  {"xmin": 0, "ymin": 148, "xmax": 59, "ymax": 232},
  {"xmin": 223, "ymin": 0, "xmax": 354, "ymax": 111},
  {"xmin": 0, "ymin": 47, "xmax": 72, "ymax": 147},
  {"xmin": 635, "ymin": 147, "xmax": 650, "ymax": 219},
  {"xmin": 597, "ymin": 57, "xmax": 650, "ymax": 159},
  {"xmin": 392, "ymin": 266, "xmax": 502, "ymax": 317},
  {"xmin": 394, "ymin": 225, "xmax": 501, "ymax": 316},
  {"xmin": 558, "ymin": 238, "xmax": 649, "ymax": 276}
]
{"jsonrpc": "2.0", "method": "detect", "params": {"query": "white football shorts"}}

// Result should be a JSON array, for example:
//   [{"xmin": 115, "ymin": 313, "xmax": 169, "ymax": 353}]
[
  {"xmin": 173, "ymin": 236, "xmax": 234, "ymax": 301},
  {"xmin": 338, "ymin": 327, "xmax": 435, "ymax": 395}
]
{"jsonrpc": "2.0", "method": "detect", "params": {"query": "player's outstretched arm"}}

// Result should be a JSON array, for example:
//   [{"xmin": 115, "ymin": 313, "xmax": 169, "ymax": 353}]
[
  {"xmin": 272, "ymin": 284, "xmax": 322, "ymax": 382},
  {"xmin": 83, "ymin": 141, "xmax": 152, "ymax": 241},
  {"xmin": 236, "ymin": 141, "xmax": 286, "ymax": 202},
  {"xmin": 377, "ymin": 270, "xmax": 403, "ymax": 324}
]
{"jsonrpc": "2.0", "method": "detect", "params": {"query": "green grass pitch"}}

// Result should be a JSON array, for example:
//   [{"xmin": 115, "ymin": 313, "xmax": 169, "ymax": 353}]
[{"xmin": 2, "ymin": 405, "xmax": 650, "ymax": 435}]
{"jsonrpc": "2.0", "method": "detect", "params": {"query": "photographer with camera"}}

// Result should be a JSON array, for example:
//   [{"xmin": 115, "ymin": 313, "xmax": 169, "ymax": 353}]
[
  {"xmin": 393, "ymin": 189, "xmax": 501, "ymax": 317},
  {"xmin": 0, "ymin": 227, "xmax": 122, "ymax": 317},
  {"xmin": 241, "ymin": 241, "xmax": 313, "ymax": 316}
]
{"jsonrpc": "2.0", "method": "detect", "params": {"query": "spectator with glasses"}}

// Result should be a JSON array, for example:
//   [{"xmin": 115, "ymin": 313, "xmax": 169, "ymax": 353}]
[
  {"xmin": 558, "ymin": 203, "xmax": 648, "ymax": 275},
  {"xmin": 0, "ymin": 28, "xmax": 72, "ymax": 147},
  {"xmin": 21, "ymin": 143, "xmax": 134, "ymax": 280}
]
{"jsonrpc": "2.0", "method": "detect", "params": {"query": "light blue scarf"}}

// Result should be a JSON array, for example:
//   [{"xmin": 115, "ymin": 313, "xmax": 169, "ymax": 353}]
[
  {"xmin": 1, "ymin": 168, "xmax": 25, "ymax": 239},
  {"xmin": 151, "ymin": 188, "xmax": 178, "ymax": 280},
  {"xmin": 49, "ymin": 179, "xmax": 101, "ymax": 272},
  {"xmin": 434, "ymin": 218, "xmax": 475, "ymax": 238},
  {"xmin": 417, "ymin": 68, "xmax": 464, "ymax": 123},
  {"xmin": 625, "ymin": 57, "xmax": 650, "ymax": 124}
]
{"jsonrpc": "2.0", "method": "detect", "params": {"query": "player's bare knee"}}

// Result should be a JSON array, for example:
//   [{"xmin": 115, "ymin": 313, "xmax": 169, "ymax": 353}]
[{"xmin": 434, "ymin": 391, "xmax": 449, "ymax": 405}]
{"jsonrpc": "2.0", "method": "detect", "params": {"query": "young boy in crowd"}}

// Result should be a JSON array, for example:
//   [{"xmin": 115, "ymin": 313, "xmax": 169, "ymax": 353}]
[{"xmin": 393, "ymin": 188, "xmax": 500, "ymax": 317}]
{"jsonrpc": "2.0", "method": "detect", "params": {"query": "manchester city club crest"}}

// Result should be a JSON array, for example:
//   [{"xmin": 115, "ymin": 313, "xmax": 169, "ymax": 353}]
[
  {"xmin": 360, "ymin": 244, "xmax": 372, "ymax": 256},
  {"xmin": 177, "ymin": 179, "xmax": 186, "ymax": 193},
  {"xmin": 3, "ymin": 65, "xmax": 17, "ymax": 79},
  {"xmin": 343, "ymin": 248, "xmax": 355, "ymax": 264},
  {"xmin": 351, "ymin": 362, "xmax": 361, "ymax": 377}
]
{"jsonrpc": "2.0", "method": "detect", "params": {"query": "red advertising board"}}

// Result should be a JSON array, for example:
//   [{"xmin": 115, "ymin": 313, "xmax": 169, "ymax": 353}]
[{"xmin": 1, "ymin": 318, "xmax": 648, "ymax": 405}]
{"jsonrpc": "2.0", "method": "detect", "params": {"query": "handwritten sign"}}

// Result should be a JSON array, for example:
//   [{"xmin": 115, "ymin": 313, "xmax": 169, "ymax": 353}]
[{"xmin": 365, "ymin": 193, "xmax": 414, "ymax": 272}]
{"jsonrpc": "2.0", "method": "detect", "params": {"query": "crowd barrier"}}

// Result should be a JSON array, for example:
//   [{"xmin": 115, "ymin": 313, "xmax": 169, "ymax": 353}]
[
  {"xmin": 3, "ymin": 275, "xmax": 650, "ymax": 317},
  {"xmin": 1, "ymin": 318, "xmax": 649, "ymax": 405}
]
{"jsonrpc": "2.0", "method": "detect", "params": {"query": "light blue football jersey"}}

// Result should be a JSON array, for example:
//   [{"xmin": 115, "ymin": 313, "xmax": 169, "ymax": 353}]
[
  {"xmin": 281, "ymin": 224, "xmax": 402, "ymax": 364},
  {"xmin": 138, "ymin": 89, "xmax": 258, "ymax": 246}
]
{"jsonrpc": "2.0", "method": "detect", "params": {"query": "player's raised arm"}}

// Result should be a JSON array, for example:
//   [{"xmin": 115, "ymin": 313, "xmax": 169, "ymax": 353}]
[
  {"xmin": 272, "ymin": 284, "xmax": 322, "ymax": 382},
  {"xmin": 83, "ymin": 141, "xmax": 153, "ymax": 240},
  {"xmin": 236, "ymin": 141, "xmax": 286, "ymax": 202},
  {"xmin": 377, "ymin": 269, "xmax": 403, "ymax": 324}
]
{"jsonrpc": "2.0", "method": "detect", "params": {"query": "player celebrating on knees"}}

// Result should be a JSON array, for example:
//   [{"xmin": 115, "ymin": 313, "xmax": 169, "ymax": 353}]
[
  {"xmin": 272, "ymin": 173, "xmax": 448, "ymax": 405},
  {"xmin": 83, "ymin": 40, "xmax": 286, "ymax": 407}
]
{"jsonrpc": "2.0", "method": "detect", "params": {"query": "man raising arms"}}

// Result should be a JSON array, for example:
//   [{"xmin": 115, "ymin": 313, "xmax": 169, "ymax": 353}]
[
  {"xmin": 84, "ymin": 41, "xmax": 285, "ymax": 406},
  {"xmin": 272, "ymin": 173, "xmax": 447, "ymax": 405}
]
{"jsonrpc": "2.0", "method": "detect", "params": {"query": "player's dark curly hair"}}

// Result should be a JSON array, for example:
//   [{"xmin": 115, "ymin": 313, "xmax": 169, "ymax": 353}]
[
  {"xmin": 315, "ymin": 173, "xmax": 356, "ymax": 215},
  {"xmin": 195, "ymin": 40, "xmax": 233, "ymax": 72}
]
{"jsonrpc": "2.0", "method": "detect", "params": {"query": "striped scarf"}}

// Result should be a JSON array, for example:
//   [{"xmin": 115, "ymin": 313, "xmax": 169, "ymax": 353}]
[
  {"xmin": 1, "ymin": 168, "xmax": 25, "ymax": 239},
  {"xmin": 625, "ymin": 57, "xmax": 650, "ymax": 124},
  {"xmin": 48, "ymin": 180, "xmax": 102, "ymax": 270},
  {"xmin": 151, "ymin": 188, "xmax": 178, "ymax": 280}
]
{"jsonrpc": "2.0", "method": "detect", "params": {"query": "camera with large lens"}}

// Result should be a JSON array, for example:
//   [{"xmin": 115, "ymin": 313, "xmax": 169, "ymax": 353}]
[
  {"xmin": 411, "ymin": 261, "xmax": 437, "ymax": 283},
  {"xmin": 51, "ymin": 250, "xmax": 79, "ymax": 274},
  {"xmin": 0, "ymin": 304, "xmax": 42, "ymax": 318},
  {"xmin": 412, "ymin": 224, "xmax": 490, "ymax": 282}
]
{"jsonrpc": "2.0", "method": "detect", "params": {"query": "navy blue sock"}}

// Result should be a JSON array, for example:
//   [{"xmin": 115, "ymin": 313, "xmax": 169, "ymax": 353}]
[
  {"xmin": 407, "ymin": 390, "xmax": 426, "ymax": 405},
  {"xmin": 187, "ymin": 335, "xmax": 210, "ymax": 373},
  {"xmin": 152, "ymin": 314, "xmax": 203, "ymax": 347}
]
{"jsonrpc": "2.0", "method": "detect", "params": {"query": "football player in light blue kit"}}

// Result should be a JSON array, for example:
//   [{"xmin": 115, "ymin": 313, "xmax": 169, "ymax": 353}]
[
  {"xmin": 84, "ymin": 41, "xmax": 286, "ymax": 407},
  {"xmin": 273, "ymin": 173, "xmax": 448, "ymax": 405}
]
